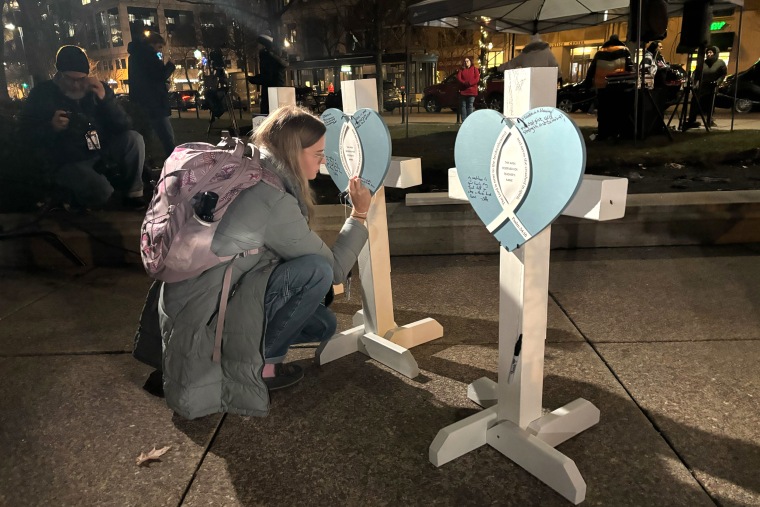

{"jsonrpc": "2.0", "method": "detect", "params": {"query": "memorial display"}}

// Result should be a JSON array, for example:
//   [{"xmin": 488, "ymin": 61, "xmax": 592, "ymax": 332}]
[
  {"xmin": 455, "ymin": 107, "xmax": 586, "ymax": 251},
  {"xmin": 316, "ymin": 85, "xmax": 443, "ymax": 379},
  {"xmin": 321, "ymin": 108, "xmax": 392, "ymax": 195}
]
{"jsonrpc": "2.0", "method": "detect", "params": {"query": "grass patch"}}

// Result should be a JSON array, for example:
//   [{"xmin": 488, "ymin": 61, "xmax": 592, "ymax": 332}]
[{"xmin": 387, "ymin": 123, "xmax": 760, "ymax": 173}]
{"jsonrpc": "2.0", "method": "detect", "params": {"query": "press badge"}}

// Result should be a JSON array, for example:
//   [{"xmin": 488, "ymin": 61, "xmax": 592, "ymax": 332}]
[{"xmin": 85, "ymin": 130, "xmax": 101, "ymax": 150}]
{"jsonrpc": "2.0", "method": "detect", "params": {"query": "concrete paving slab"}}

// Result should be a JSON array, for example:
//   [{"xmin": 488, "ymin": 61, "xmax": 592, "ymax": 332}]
[
  {"xmin": 597, "ymin": 340, "xmax": 760, "ymax": 507},
  {"xmin": 0, "ymin": 266, "xmax": 152, "ymax": 355},
  {"xmin": 328, "ymin": 255, "xmax": 583, "ymax": 344},
  {"xmin": 182, "ymin": 340, "xmax": 712, "ymax": 506},
  {"xmin": 549, "ymin": 245, "xmax": 760, "ymax": 343},
  {"xmin": 0, "ymin": 355, "xmax": 221, "ymax": 506},
  {"xmin": 0, "ymin": 267, "xmax": 85, "ymax": 319}
]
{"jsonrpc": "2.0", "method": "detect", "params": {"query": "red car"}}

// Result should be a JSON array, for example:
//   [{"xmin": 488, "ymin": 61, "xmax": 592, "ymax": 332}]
[{"xmin": 169, "ymin": 90, "xmax": 198, "ymax": 111}]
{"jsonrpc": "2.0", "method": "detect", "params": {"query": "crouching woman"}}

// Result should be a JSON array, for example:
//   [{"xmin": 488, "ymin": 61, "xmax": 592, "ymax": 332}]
[{"xmin": 159, "ymin": 106, "xmax": 371, "ymax": 419}]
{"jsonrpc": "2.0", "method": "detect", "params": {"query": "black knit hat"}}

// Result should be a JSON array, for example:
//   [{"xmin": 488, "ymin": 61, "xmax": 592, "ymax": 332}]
[{"xmin": 56, "ymin": 45, "xmax": 90, "ymax": 74}]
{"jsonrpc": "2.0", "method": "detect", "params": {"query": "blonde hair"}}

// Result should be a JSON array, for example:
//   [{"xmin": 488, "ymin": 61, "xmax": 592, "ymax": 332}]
[{"xmin": 251, "ymin": 106, "xmax": 326, "ymax": 219}]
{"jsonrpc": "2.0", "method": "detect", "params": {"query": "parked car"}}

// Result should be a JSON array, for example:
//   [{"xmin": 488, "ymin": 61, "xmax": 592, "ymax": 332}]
[
  {"xmin": 169, "ymin": 90, "xmax": 198, "ymax": 111},
  {"xmin": 554, "ymin": 65, "xmax": 684, "ymax": 114},
  {"xmin": 482, "ymin": 67, "xmax": 505, "ymax": 111},
  {"xmin": 421, "ymin": 71, "xmax": 486, "ymax": 113},
  {"xmin": 715, "ymin": 59, "xmax": 760, "ymax": 113},
  {"xmin": 383, "ymin": 81, "xmax": 402, "ymax": 111},
  {"xmin": 556, "ymin": 81, "xmax": 596, "ymax": 113}
]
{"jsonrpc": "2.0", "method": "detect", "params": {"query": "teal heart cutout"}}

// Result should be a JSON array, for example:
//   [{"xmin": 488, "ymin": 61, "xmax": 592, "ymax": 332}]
[
  {"xmin": 321, "ymin": 108, "xmax": 391, "ymax": 194},
  {"xmin": 455, "ymin": 107, "xmax": 586, "ymax": 251}
]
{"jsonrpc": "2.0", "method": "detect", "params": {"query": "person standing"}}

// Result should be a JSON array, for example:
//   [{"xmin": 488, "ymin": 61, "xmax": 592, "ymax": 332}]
[
  {"xmin": 248, "ymin": 34, "xmax": 289, "ymax": 115},
  {"xmin": 583, "ymin": 34, "xmax": 633, "ymax": 140},
  {"xmin": 127, "ymin": 32, "xmax": 176, "ymax": 159},
  {"xmin": 457, "ymin": 57, "xmax": 480, "ymax": 121},
  {"xmin": 20, "ymin": 45, "xmax": 146, "ymax": 209},
  {"xmin": 685, "ymin": 46, "xmax": 727, "ymax": 129}
]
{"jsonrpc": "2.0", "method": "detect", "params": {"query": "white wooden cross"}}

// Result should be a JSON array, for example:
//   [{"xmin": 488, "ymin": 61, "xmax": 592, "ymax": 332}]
[
  {"xmin": 428, "ymin": 68, "xmax": 628, "ymax": 505},
  {"xmin": 316, "ymin": 78, "xmax": 443, "ymax": 378}
]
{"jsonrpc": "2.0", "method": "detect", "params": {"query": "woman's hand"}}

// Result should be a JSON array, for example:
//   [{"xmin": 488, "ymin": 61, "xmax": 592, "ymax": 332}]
[{"xmin": 347, "ymin": 176, "xmax": 371, "ymax": 219}]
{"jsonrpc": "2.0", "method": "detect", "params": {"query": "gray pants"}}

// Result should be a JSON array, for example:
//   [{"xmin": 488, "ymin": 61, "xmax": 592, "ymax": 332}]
[{"xmin": 55, "ymin": 130, "xmax": 145, "ymax": 207}]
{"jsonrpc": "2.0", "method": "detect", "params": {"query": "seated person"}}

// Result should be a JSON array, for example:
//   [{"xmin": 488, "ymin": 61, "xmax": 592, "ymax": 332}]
[
  {"xmin": 157, "ymin": 106, "xmax": 371, "ymax": 419},
  {"xmin": 20, "ymin": 45, "xmax": 145, "ymax": 209},
  {"xmin": 641, "ymin": 41, "xmax": 668, "ymax": 81}
]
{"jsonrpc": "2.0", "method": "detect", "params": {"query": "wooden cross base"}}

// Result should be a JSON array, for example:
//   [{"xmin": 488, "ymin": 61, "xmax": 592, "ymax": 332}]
[
  {"xmin": 430, "ymin": 376, "xmax": 599, "ymax": 504},
  {"xmin": 315, "ymin": 310, "xmax": 443, "ymax": 379}
]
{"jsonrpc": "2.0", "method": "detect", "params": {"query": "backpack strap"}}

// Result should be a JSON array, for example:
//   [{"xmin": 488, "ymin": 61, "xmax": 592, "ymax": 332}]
[{"xmin": 212, "ymin": 257, "xmax": 236, "ymax": 363}]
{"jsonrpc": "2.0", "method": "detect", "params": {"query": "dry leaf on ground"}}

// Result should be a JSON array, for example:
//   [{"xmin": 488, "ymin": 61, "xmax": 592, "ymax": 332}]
[{"xmin": 136, "ymin": 445, "xmax": 171, "ymax": 466}]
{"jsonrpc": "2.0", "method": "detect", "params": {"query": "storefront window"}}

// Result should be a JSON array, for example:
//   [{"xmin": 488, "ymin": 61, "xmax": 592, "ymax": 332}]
[{"xmin": 570, "ymin": 46, "xmax": 596, "ymax": 83}]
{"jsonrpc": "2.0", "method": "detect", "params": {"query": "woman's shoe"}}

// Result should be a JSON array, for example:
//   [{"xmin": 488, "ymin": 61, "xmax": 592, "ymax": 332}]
[{"xmin": 263, "ymin": 363, "xmax": 304, "ymax": 391}]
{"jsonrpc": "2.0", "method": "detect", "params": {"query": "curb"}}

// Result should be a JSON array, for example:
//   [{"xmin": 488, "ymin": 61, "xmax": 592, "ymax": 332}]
[{"xmin": 2, "ymin": 190, "xmax": 760, "ymax": 268}]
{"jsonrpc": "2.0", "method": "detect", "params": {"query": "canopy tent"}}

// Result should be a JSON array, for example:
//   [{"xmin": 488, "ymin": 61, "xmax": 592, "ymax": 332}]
[
  {"xmin": 408, "ymin": 0, "xmax": 746, "ymax": 135},
  {"xmin": 409, "ymin": 0, "xmax": 744, "ymax": 35},
  {"xmin": 409, "ymin": 0, "xmax": 629, "ymax": 34}
]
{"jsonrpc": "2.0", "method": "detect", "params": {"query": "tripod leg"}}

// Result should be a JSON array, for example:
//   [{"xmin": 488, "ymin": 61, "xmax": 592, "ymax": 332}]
[{"xmin": 225, "ymin": 94, "xmax": 238, "ymax": 136}]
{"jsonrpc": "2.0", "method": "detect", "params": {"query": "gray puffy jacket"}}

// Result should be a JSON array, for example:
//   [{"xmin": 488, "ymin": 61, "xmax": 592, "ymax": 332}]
[{"xmin": 159, "ymin": 153, "xmax": 368, "ymax": 419}]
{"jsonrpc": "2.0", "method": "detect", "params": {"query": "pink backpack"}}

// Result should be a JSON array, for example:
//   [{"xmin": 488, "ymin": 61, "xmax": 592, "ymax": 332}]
[
  {"xmin": 140, "ymin": 139, "xmax": 283, "ymax": 362},
  {"xmin": 141, "ymin": 139, "xmax": 282, "ymax": 283}
]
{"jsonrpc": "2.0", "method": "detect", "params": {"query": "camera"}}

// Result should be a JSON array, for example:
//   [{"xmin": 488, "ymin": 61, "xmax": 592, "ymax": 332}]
[{"xmin": 64, "ymin": 111, "xmax": 90, "ymax": 133}]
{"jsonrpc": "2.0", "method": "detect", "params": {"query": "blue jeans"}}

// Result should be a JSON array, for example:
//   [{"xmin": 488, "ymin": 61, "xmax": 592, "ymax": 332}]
[
  {"xmin": 55, "ymin": 130, "xmax": 145, "ymax": 207},
  {"xmin": 460, "ymin": 95, "xmax": 475, "ymax": 121},
  {"xmin": 263, "ymin": 255, "xmax": 337, "ymax": 363}
]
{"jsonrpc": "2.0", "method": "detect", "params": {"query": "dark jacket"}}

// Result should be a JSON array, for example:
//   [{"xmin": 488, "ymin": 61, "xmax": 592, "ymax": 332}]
[
  {"xmin": 249, "ymin": 47, "xmax": 288, "ymax": 88},
  {"xmin": 127, "ymin": 39, "xmax": 175, "ymax": 118},
  {"xmin": 20, "ymin": 79, "xmax": 132, "ymax": 166},
  {"xmin": 584, "ymin": 41, "xmax": 633, "ymax": 89},
  {"xmin": 695, "ymin": 46, "xmax": 727, "ymax": 92}
]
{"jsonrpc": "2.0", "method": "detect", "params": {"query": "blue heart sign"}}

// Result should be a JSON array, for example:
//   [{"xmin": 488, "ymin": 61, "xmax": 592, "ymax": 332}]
[
  {"xmin": 455, "ymin": 107, "xmax": 586, "ymax": 251},
  {"xmin": 321, "ymin": 108, "xmax": 391, "ymax": 194}
]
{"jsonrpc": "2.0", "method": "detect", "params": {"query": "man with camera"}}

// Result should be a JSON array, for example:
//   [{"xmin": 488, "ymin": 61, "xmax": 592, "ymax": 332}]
[{"xmin": 21, "ymin": 45, "xmax": 146, "ymax": 210}]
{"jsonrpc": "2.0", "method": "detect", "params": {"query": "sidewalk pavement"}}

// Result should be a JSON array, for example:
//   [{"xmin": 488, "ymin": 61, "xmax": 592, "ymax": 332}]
[{"xmin": 1, "ymin": 244, "xmax": 759, "ymax": 506}]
